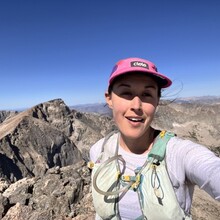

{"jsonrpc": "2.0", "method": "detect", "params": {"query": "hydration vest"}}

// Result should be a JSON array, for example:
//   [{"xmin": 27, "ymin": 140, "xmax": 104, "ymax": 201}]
[{"xmin": 88, "ymin": 131, "xmax": 192, "ymax": 220}]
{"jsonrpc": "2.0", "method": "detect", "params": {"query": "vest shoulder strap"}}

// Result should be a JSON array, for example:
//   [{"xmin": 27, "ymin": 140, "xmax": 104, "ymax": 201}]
[{"xmin": 148, "ymin": 130, "xmax": 175, "ymax": 162}]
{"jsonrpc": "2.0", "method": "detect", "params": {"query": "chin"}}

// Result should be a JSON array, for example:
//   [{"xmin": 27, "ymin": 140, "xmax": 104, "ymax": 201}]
[{"xmin": 121, "ymin": 130, "xmax": 146, "ymax": 140}]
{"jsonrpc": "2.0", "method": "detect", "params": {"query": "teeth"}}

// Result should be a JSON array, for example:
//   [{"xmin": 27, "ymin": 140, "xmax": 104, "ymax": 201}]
[{"xmin": 129, "ymin": 118, "xmax": 143, "ymax": 122}]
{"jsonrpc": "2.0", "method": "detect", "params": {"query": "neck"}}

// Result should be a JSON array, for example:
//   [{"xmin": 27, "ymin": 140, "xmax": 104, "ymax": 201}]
[{"xmin": 119, "ymin": 127, "xmax": 156, "ymax": 154}]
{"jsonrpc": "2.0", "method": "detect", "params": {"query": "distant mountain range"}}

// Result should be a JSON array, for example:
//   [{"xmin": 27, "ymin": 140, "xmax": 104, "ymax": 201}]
[
  {"xmin": 174, "ymin": 95, "xmax": 220, "ymax": 104},
  {"xmin": 70, "ymin": 102, "xmax": 111, "ymax": 115}
]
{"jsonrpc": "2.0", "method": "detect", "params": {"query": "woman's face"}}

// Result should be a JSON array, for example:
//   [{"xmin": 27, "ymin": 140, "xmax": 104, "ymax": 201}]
[{"xmin": 105, "ymin": 74, "xmax": 159, "ymax": 141}]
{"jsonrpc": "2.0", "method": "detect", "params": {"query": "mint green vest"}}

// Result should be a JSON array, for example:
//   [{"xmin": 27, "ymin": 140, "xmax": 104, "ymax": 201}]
[{"xmin": 90, "ymin": 131, "xmax": 192, "ymax": 220}]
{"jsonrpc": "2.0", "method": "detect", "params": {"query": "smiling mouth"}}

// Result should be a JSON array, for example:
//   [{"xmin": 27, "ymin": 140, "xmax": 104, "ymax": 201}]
[{"xmin": 126, "ymin": 117, "xmax": 144, "ymax": 123}]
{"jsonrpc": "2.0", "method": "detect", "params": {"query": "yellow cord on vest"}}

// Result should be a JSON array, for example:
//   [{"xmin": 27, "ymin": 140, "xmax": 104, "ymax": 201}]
[
  {"xmin": 131, "ymin": 173, "xmax": 141, "ymax": 190},
  {"xmin": 160, "ymin": 130, "xmax": 166, "ymax": 138},
  {"xmin": 87, "ymin": 161, "xmax": 94, "ymax": 169}
]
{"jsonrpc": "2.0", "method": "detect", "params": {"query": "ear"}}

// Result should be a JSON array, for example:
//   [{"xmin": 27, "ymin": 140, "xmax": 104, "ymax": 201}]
[{"xmin": 105, "ymin": 92, "xmax": 113, "ymax": 109}]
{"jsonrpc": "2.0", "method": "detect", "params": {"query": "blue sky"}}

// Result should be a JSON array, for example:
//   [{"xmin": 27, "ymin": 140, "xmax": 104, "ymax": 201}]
[{"xmin": 0, "ymin": 0, "xmax": 220, "ymax": 110}]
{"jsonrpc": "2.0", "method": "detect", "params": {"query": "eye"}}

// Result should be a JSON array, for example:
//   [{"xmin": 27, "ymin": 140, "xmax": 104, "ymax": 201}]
[
  {"xmin": 120, "ymin": 91, "xmax": 133, "ymax": 98},
  {"xmin": 117, "ymin": 90, "xmax": 134, "ymax": 100},
  {"xmin": 142, "ymin": 92, "xmax": 152, "ymax": 97},
  {"xmin": 122, "ymin": 91, "xmax": 132, "ymax": 96}
]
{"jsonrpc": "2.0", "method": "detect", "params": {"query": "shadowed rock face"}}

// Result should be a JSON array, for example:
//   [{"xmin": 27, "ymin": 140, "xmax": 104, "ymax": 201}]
[
  {"xmin": 0, "ymin": 98, "xmax": 115, "ymax": 184},
  {"xmin": 0, "ymin": 116, "xmax": 81, "ymax": 182},
  {"xmin": 0, "ymin": 98, "xmax": 219, "ymax": 220},
  {"xmin": 0, "ymin": 99, "xmax": 82, "ymax": 183}
]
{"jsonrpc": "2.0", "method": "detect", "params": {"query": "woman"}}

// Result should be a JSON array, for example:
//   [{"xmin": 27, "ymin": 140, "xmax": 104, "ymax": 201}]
[{"xmin": 89, "ymin": 57, "xmax": 220, "ymax": 220}]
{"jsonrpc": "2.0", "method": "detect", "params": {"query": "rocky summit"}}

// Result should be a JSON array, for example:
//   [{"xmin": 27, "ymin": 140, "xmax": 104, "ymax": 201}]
[{"xmin": 0, "ymin": 98, "xmax": 219, "ymax": 219}]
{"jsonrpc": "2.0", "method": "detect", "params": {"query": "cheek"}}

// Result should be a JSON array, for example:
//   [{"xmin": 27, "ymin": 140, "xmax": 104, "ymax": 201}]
[
  {"xmin": 111, "ymin": 98, "xmax": 127, "ymax": 118},
  {"xmin": 112, "ymin": 100, "xmax": 125, "ymax": 114},
  {"xmin": 143, "ymin": 103, "xmax": 157, "ymax": 115}
]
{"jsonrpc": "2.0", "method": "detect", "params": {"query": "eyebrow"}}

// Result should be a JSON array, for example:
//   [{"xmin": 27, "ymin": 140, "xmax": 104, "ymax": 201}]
[{"xmin": 117, "ymin": 83, "xmax": 157, "ymax": 89}]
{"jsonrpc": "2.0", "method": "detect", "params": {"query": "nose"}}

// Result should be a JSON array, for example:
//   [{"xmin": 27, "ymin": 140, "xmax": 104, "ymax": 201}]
[{"xmin": 130, "ymin": 96, "xmax": 142, "ymax": 111}]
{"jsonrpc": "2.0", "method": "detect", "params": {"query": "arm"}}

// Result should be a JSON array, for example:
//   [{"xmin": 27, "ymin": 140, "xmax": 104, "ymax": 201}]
[
  {"xmin": 184, "ymin": 142, "xmax": 220, "ymax": 200},
  {"xmin": 167, "ymin": 137, "xmax": 220, "ymax": 201}
]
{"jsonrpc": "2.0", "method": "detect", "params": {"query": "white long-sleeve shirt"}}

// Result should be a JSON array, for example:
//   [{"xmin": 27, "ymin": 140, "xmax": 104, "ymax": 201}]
[{"xmin": 90, "ymin": 135, "xmax": 220, "ymax": 219}]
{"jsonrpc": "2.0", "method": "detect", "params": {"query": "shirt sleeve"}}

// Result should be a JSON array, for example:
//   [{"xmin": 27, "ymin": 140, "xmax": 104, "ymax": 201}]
[{"xmin": 168, "ymin": 137, "xmax": 220, "ymax": 201}]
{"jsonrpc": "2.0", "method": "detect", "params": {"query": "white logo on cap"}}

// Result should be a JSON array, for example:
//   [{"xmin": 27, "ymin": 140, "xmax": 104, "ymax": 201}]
[{"xmin": 131, "ymin": 61, "xmax": 149, "ymax": 69}]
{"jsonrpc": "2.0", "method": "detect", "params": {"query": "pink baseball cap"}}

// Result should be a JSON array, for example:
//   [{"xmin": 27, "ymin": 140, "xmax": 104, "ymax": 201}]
[{"xmin": 109, "ymin": 57, "xmax": 172, "ymax": 88}]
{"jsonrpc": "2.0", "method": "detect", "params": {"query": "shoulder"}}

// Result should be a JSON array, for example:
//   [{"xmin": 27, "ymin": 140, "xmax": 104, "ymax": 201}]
[
  {"xmin": 166, "ymin": 136, "xmax": 212, "ymax": 158},
  {"xmin": 165, "ymin": 136, "xmax": 205, "ymax": 182},
  {"xmin": 89, "ymin": 138, "xmax": 105, "ymax": 162},
  {"xmin": 165, "ymin": 136, "xmax": 219, "ymax": 174},
  {"xmin": 89, "ymin": 132, "xmax": 118, "ymax": 162}
]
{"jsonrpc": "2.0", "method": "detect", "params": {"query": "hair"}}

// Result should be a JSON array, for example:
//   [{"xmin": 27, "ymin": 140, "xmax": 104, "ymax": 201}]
[{"xmin": 108, "ymin": 72, "xmax": 162, "ymax": 98}]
